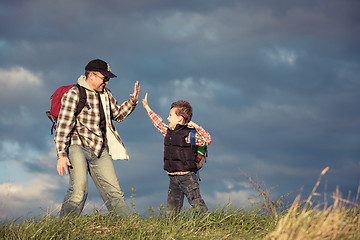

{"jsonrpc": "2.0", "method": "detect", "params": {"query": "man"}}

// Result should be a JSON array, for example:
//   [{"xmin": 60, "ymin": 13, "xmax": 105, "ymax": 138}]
[{"xmin": 55, "ymin": 59, "xmax": 140, "ymax": 217}]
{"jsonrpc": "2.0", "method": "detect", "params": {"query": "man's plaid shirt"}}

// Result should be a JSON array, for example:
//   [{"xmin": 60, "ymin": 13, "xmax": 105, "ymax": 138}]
[{"xmin": 55, "ymin": 77, "xmax": 136, "ymax": 159}]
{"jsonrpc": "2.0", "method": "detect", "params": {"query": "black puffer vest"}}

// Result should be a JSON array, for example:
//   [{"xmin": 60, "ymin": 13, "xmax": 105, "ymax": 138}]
[{"xmin": 164, "ymin": 124, "xmax": 197, "ymax": 173}]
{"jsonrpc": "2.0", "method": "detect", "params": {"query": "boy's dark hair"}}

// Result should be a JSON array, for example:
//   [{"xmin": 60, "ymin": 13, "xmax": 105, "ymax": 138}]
[{"xmin": 171, "ymin": 100, "xmax": 192, "ymax": 124}]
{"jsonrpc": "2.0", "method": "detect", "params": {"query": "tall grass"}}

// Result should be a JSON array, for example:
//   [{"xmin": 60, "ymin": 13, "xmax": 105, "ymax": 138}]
[
  {"xmin": 266, "ymin": 167, "xmax": 360, "ymax": 240},
  {"xmin": 1, "ymin": 167, "xmax": 359, "ymax": 239},
  {"xmin": 266, "ymin": 191, "xmax": 360, "ymax": 239},
  {"xmin": 0, "ymin": 206, "xmax": 275, "ymax": 239}
]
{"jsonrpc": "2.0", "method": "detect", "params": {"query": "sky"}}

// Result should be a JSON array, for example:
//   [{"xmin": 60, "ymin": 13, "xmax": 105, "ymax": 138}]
[{"xmin": 0, "ymin": 0, "xmax": 359, "ymax": 220}]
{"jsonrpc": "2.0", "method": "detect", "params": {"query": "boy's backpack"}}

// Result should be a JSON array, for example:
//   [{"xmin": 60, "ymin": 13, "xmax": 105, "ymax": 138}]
[
  {"xmin": 190, "ymin": 128, "xmax": 208, "ymax": 170},
  {"xmin": 46, "ymin": 84, "xmax": 87, "ymax": 135}
]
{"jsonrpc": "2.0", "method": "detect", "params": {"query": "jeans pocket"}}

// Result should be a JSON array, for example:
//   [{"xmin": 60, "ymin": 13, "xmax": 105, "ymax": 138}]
[{"xmin": 186, "ymin": 184, "xmax": 201, "ymax": 203}]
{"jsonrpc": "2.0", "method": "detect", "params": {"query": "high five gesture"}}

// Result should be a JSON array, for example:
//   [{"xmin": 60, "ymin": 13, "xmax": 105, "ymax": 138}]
[{"xmin": 130, "ymin": 81, "xmax": 140, "ymax": 103}]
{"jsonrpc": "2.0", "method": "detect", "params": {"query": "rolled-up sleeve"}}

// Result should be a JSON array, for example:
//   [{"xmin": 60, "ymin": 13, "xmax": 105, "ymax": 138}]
[{"xmin": 108, "ymin": 90, "xmax": 137, "ymax": 122}]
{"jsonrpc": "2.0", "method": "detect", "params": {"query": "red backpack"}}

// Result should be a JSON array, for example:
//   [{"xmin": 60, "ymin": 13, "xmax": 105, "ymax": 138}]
[{"xmin": 46, "ymin": 84, "xmax": 87, "ymax": 134}]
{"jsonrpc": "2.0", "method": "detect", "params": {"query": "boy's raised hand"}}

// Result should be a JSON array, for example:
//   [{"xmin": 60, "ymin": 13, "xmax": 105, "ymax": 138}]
[
  {"xmin": 142, "ymin": 92, "xmax": 148, "ymax": 107},
  {"xmin": 142, "ymin": 93, "xmax": 151, "ymax": 112}
]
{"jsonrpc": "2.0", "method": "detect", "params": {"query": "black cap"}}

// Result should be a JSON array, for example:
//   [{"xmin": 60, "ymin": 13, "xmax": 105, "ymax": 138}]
[{"xmin": 85, "ymin": 59, "xmax": 117, "ymax": 78}]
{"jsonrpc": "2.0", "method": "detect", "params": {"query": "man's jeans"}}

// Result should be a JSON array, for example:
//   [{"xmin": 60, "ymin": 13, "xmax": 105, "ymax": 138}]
[
  {"xmin": 167, "ymin": 172, "xmax": 208, "ymax": 215},
  {"xmin": 60, "ymin": 145, "xmax": 131, "ymax": 217}
]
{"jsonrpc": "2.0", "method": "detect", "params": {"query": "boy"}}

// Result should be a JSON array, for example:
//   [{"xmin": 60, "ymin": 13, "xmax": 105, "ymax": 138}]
[{"xmin": 142, "ymin": 93, "xmax": 211, "ymax": 215}]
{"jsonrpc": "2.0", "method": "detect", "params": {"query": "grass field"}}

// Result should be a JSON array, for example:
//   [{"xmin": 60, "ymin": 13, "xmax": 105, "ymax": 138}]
[{"xmin": 1, "ymin": 167, "xmax": 359, "ymax": 239}]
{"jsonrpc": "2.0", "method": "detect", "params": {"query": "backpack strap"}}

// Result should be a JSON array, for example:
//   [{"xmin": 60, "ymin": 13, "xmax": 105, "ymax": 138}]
[
  {"xmin": 190, "ymin": 128, "xmax": 199, "ymax": 179},
  {"xmin": 46, "ymin": 111, "xmax": 56, "ymax": 135},
  {"xmin": 190, "ymin": 128, "xmax": 197, "ymax": 148},
  {"xmin": 74, "ymin": 84, "xmax": 89, "ymax": 146},
  {"xmin": 75, "ymin": 84, "xmax": 89, "ymax": 115}
]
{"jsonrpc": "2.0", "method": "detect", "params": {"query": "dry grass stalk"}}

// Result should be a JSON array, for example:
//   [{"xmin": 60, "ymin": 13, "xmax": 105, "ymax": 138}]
[
  {"xmin": 266, "ymin": 168, "xmax": 360, "ymax": 240},
  {"xmin": 238, "ymin": 168, "xmax": 280, "ymax": 218},
  {"xmin": 302, "ymin": 166, "xmax": 329, "ymax": 214}
]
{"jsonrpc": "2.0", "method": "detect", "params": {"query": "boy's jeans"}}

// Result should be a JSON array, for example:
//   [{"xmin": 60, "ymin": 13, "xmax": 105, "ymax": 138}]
[
  {"xmin": 167, "ymin": 172, "xmax": 208, "ymax": 215},
  {"xmin": 60, "ymin": 145, "xmax": 131, "ymax": 217}
]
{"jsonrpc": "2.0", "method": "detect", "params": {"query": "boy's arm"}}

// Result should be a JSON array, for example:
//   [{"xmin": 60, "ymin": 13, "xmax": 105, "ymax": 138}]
[
  {"xmin": 143, "ymin": 93, "xmax": 168, "ymax": 136},
  {"xmin": 187, "ymin": 121, "xmax": 212, "ymax": 146},
  {"xmin": 147, "ymin": 111, "xmax": 168, "ymax": 136}
]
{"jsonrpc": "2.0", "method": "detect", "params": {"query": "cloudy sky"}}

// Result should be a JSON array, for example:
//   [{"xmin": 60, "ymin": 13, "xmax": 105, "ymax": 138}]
[{"xmin": 1, "ymin": 0, "xmax": 359, "ymax": 220}]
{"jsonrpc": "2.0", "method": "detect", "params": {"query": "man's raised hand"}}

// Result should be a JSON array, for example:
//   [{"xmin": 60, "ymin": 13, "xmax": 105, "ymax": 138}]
[{"xmin": 130, "ymin": 81, "xmax": 140, "ymax": 103}]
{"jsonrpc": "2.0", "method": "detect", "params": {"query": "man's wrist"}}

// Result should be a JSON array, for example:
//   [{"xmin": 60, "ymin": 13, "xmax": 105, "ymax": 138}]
[
  {"xmin": 130, "ymin": 98, "xmax": 138, "ymax": 104},
  {"xmin": 57, "ymin": 152, "xmax": 67, "ymax": 159}
]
